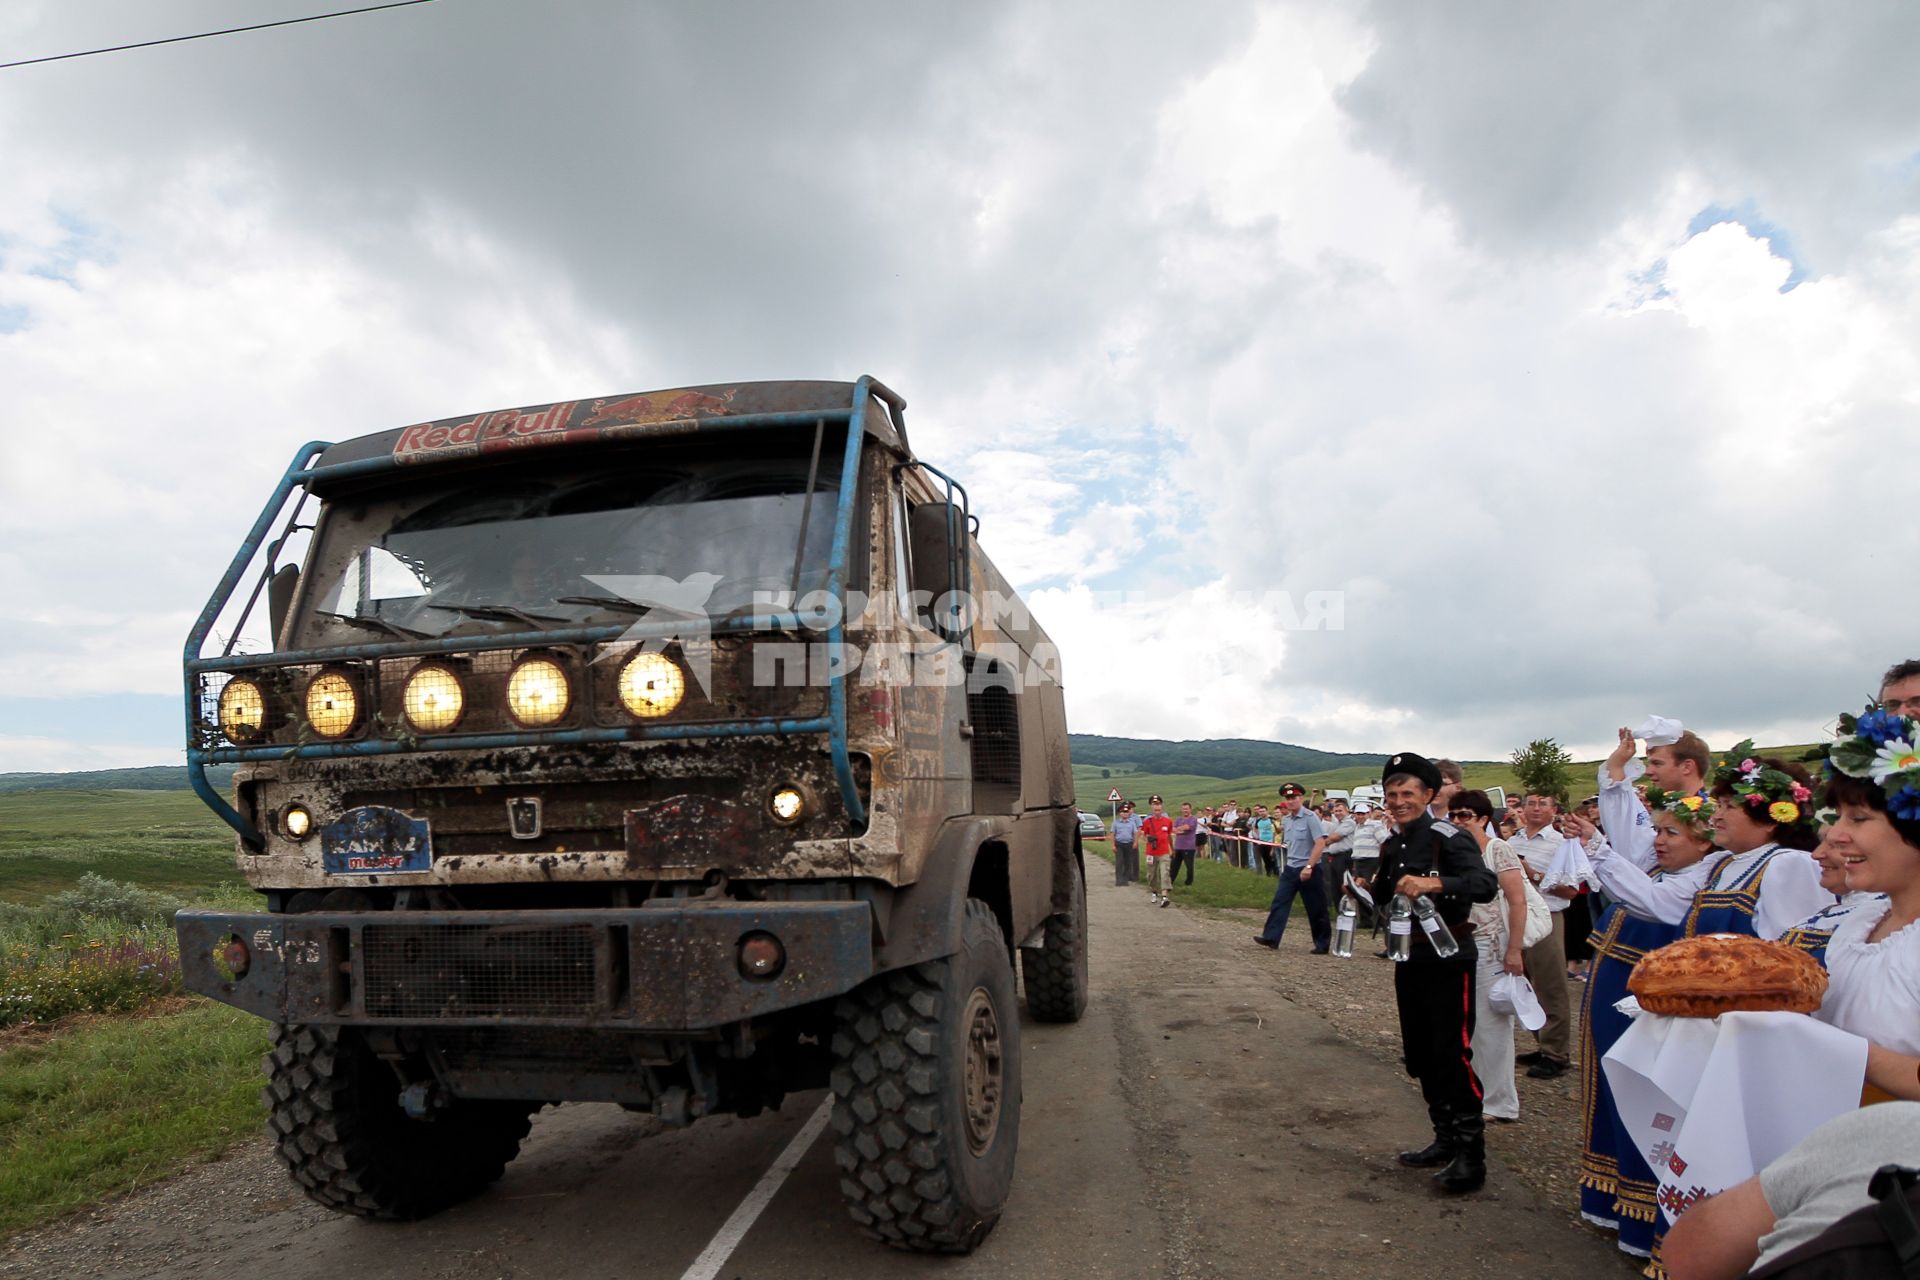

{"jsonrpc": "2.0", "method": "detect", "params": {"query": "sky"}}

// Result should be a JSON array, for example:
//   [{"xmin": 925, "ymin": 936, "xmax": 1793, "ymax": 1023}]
[{"xmin": 2, "ymin": 0, "xmax": 1917, "ymax": 773}]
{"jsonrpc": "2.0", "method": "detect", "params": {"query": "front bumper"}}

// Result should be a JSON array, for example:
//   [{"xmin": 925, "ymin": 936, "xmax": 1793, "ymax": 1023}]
[{"xmin": 175, "ymin": 902, "xmax": 873, "ymax": 1031}]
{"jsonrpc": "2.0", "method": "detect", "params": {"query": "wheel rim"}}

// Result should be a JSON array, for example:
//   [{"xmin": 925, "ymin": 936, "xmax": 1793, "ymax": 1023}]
[{"xmin": 961, "ymin": 985, "xmax": 1003, "ymax": 1156}]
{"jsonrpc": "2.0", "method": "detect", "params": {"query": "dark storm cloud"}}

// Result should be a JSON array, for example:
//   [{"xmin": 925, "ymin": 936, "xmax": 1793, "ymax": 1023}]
[
  {"xmin": 1339, "ymin": 0, "xmax": 1920, "ymax": 266},
  {"xmin": 5, "ymin": 0, "xmax": 1255, "ymax": 412}
]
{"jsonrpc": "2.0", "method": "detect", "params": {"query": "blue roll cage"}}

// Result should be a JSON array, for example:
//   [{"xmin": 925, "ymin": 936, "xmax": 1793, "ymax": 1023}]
[{"xmin": 184, "ymin": 376, "xmax": 906, "ymax": 848}]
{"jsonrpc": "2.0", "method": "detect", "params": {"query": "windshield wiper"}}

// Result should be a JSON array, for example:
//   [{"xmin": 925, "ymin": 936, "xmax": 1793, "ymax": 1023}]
[
  {"xmin": 555, "ymin": 594, "xmax": 652, "ymax": 616},
  {"xmin": 323, "ymin": 613, "xmax": 432, "ymax": 641},
  {"xmin": 426, "ymin": 602, "xmax": 570, "ymax": 628}
]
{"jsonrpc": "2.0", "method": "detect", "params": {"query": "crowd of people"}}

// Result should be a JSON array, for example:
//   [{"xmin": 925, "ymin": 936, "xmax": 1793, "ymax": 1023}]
[{"xmin": 1100, "ymin": 656, "xmax": 1920, "ymax": 1279}]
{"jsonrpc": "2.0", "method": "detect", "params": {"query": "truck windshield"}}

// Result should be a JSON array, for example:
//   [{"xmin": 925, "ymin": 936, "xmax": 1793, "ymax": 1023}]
[{"xmin": 292, "ymin": 443, "xmax": 846, "ymax": 646}]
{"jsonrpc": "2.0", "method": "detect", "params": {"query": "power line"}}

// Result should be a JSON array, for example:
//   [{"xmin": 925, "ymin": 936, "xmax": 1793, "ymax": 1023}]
[{"xmin": 0, "ymin": 0, "xmax": 438, "ymax": 71}]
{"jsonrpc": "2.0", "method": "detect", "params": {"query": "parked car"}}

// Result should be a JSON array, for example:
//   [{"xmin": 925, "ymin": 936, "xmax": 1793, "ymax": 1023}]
[{"xmin": 1078, "ymin": 811, "xmax": 1107, "ymax": 840}]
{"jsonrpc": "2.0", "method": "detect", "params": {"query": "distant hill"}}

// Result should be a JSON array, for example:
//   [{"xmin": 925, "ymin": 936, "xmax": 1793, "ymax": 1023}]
[
  {"xmin": 1068, "ymin": 735, "xmax": 1388, "ymax": 781},
  {"xmin": 0, "ymin": 765, "xmax": 237, "ymax": 795}
]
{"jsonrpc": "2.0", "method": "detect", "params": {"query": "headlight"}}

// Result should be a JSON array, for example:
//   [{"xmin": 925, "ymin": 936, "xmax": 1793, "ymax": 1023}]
[
  {"xmin": 281, "ymin": 805, "xmax": 313, "ymax": 840},
  {"xmin": 217, "ymin": 678, "xmax": 267, "ymax": 743},
  {"xmin": 403, "ymin": 663, "xmax": 465, "ymax": 732},
  {"xmin": 769, "ymin": 784, "xmax": 809, "ymax": 824},
  {"xmin": 305, "ymin": 672, "xmax": 359, "ymax": 738},
  {"xmin": 506, "ymin": 656, "xmax": 570, "ymax": 727},
  {"xmin": 618, "ymin": 652, "xmax": 686, "ymax": 718}
]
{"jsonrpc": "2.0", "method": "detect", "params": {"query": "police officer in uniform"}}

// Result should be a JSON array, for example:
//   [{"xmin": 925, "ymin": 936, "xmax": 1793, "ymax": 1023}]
[{"xmin": 1369, "ymin": 752, "xmax": 1498, "ymax": 1193}]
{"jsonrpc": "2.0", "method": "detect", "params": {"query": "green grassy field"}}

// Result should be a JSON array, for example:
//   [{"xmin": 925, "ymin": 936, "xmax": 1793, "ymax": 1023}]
[{"xmin": 0, "ymin": 790, "xmax": 241, "ymax": 905}]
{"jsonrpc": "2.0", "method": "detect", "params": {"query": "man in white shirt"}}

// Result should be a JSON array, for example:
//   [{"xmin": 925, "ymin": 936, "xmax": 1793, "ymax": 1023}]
[
  {"xmin": 1597, "ymin": 721, "xmax": 1713, "ymax": 871},
  {"xmin": 1509, "ymin": 790, "xmax": 1574, "ymax": 1078},
  {"xmin": 1320, "ymin": 798, "xmax": 1358, "ymax": 908},
  {"xmin": 1347, "ymin": 802, "xmax": 1386, "ymax": 926}
]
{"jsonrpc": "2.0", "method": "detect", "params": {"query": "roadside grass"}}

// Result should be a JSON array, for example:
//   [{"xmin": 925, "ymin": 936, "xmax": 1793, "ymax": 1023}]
[
  {"xmin": 0, "ymin": 790, "xmax": 252, "ymax": 1029},
  {"xmin": 1085, "ymin": 840, "xmax": 1288, "ymax": 911},
  {"xmin": 0, "ymin": 999, "xmax": 267, "ymax": 1237}
]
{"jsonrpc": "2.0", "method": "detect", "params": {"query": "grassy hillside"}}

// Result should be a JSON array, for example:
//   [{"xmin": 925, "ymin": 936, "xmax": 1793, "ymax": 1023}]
[
  {"xmin": 0, "ymin": 765, "xmax": 237, "ymax": 796},
  {"xmin": 1068, "ymin": 734, "xmax": 1384, "ymax": 780},
  {"xmin": 1074, "ymin": 760, "xmax": 1528, "ymax": 814},
  {"xmin": 1073, "ymin": 746, "xmax": 1823, "ymax": 815}
]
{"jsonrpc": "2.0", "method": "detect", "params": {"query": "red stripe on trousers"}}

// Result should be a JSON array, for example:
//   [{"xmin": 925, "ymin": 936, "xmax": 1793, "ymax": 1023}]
[{"xmin": 1461, "ymin": 971, "xmax": 1483, "ymax": 1101}]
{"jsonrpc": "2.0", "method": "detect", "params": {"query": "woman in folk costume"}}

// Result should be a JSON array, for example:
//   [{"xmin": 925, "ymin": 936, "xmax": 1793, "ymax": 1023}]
[
  {"xmin": 1779, "ymin": 822, "xmax": 1887, "ymax": 963},
  {"xmin": 1564, "ymin": 789, "xmax": 1717, "ymax": 1260},
  {"xmin": 1641, "ymin": 742, "xmax": 1855, "ymax": 1278},
  {"xmin": 1687, "ymin": 742, "xmax": 1830, "ymax": 939},
  {"xmin": 1807, "ymin": 709, "xmax": 1920, "ymax": 1096}
]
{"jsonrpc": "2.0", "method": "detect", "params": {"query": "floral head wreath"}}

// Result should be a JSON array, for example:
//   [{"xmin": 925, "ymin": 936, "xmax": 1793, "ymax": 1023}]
[
  {"xmin": 1643, "ymin": 785, "xmax": 1716, "ymax": 828},
  {"xmin": 1826, "ymin": 709, "xmax": 1920, "ymax": 823},
  {"xmin": 1711, "ymin": 739, "xmax": 1814, "ymax": 827}
]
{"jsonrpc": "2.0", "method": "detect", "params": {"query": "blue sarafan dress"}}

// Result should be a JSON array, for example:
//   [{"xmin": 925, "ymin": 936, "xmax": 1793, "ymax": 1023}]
[
  {"xmin": 1682, "ymin": 846, "xmax": 1789, "ymax": 937},
  {"xmin": 1780, "ymin": 893, "xmax": 1887, "ymax": 965},
  {"xmin": 1579, "ymin": 900, "xmax": 1685, "ymax": 1257},
  {"xmin": 1640, "ymin": 847, "xmax": 1793, "ymax": 1279}
]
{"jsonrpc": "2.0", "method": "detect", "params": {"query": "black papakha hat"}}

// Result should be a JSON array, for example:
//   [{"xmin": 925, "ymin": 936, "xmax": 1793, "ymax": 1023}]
[{"xmin": 1382, "ymin": 752, "xmax": 1443, "ymax": 791}]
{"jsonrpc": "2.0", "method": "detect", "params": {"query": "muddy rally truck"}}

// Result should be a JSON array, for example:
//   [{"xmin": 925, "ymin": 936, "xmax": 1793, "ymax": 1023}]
[{"xmin": 175, "ymin": 377, "xmax": 1086, "ymax": 1253}]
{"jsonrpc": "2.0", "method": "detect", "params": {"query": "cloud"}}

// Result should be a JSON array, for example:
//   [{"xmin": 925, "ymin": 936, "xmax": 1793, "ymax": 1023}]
[
  {"xmin": 1337, "ymin": 0, "xmax": 1920, "ymax": 268},
  {"xmin": 2, "ymin": 0, "xmax": 1917, "ymax": 769}
]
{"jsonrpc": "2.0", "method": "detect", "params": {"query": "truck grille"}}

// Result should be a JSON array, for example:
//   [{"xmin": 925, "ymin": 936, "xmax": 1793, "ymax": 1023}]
[{"xmin": 361, "ymin": 922, "xmax": 598, "ymax": 1018}]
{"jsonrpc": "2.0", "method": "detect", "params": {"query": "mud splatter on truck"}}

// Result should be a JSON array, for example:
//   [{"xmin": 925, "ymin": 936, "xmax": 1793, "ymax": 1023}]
[{"xmin": 176, "ymin": 378, "xmax": 1085, "ymax": 1252}]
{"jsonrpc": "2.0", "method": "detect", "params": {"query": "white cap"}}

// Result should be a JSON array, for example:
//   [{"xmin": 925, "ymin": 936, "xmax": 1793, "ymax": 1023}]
[
  {"xmin": 1632, "ymin": 715, "xmax": 1686, "ymax": 747},
  {"xmin": 1352, "ymin": 801, "xmax": 1373, "ymax": 813}
]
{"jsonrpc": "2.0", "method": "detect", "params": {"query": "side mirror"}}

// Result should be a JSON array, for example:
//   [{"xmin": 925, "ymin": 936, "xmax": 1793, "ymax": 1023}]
[
  {"xmin": 906, "ymin": 500, "xmax": 967, "ymax": 639},
  {"xmin": 267, "ymin": 565, "xmax": 299, "ymax": 649}
]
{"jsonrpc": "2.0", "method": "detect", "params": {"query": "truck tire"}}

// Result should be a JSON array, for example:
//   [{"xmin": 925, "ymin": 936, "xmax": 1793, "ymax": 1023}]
[
  {"xmin": 829, "ymin": 898, "xmax": 1021, "ymax": 1253},
  {"xmin": 263, "ymin": 1024, "xmax": 534, "ymax": 1220},
  {"xmin": 1020, "ymin": 856, "xmax": 1088, "ymax": 1023}
]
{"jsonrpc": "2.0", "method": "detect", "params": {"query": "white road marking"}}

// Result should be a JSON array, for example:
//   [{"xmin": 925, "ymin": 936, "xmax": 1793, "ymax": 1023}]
[{"xmin": 678, "ymin": 1096, "xmax": 836, "ymax": 1280}]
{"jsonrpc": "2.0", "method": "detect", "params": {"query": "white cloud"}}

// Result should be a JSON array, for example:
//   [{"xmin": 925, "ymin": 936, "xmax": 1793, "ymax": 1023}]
[{"xmin": 1, "ymin": 0, "xmax": 1917, "ymax": 769}]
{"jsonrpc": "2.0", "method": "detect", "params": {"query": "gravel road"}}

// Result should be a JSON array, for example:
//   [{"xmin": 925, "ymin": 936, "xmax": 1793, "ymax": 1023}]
[{"xmin": 1, "ymin": 872, "xmax": 1633, "ymax": 1279}]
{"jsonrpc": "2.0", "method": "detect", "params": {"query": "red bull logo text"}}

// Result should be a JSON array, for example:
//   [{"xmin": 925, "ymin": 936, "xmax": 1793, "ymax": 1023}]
[{"xmin": 392, "ymin": 387, "xmax": 738, "ymax": 463}]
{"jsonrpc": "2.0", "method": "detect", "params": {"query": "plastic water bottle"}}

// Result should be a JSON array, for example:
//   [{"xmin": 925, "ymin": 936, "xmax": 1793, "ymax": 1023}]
[
  {"xmin": 1333, "ymin": 896, "xmax": 1357, "ymax": 958},
  {"xmin": 1412, "ymin": 894, "xmax": 1460, "ymax": 959},
  {"xmin": 1388, "ymin": 895, "xmax": 1414, "ymax": 962}
]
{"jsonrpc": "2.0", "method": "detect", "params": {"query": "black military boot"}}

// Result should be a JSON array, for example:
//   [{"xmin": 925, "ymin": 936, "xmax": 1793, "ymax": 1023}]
[
  {"xmin": 1434, "ymin": 1110, "xmax": 1486, "ymax": 1193},
  {"xmin": 1397, "ymin": 1105, "xmax": 1453, "ymax": 1168}
]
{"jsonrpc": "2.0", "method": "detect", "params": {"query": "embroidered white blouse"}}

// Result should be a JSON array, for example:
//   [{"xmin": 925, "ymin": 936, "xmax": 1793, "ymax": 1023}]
[{"xmin": 1814, "ymin": 900, "xmax": 1920, "ymax": 1057}]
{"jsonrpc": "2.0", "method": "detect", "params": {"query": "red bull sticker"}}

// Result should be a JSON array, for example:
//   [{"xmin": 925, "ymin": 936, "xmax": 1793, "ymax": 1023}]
[{"xmin": 392, "ymin": 387, "xmax": 738, "ymax": 463}]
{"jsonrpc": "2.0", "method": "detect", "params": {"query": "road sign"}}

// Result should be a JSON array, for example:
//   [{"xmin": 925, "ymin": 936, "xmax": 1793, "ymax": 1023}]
[{"xmin": 1107, "ymin": 788, "xmax": 1122, "ymax": 803}]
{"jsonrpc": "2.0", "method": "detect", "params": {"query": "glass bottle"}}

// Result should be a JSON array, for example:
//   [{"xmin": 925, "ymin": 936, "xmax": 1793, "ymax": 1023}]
[
  {"xmin": 1412, "ymin": 893, "xmax": 1460, "ymax": 959},
  {"xmin": 1387, "ymin": 894, "xmax": 1414, "ymax": 962},
  {"xmin": 1333, "ymin": 896, "xmax": 1358, "ymax": 958}
]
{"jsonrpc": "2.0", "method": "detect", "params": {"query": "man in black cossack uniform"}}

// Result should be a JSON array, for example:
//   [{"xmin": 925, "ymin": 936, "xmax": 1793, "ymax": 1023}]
[{"xmin": 1369, "ymin": 752, "xmax": 1498, "ymax": 1193}]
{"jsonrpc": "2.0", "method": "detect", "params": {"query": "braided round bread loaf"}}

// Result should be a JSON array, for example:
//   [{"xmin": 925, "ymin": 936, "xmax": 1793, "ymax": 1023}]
[{"xmin": 1628, "ymin": 933, "xmax": 1827, "ymax": 1017}]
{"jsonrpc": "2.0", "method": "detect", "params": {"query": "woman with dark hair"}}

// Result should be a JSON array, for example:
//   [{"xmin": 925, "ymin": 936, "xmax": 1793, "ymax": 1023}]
[
  {"xmin": 1684, "ymin": 741, "xmax": 1831, "ymax": 940},
  {"xmin": 1806, "ymin": 710, "xmax": 1920, "ymax": 1098},
  {"xmin": 1447, "ymin": 788, "xmax": 1531, "ymax": 1123}
]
